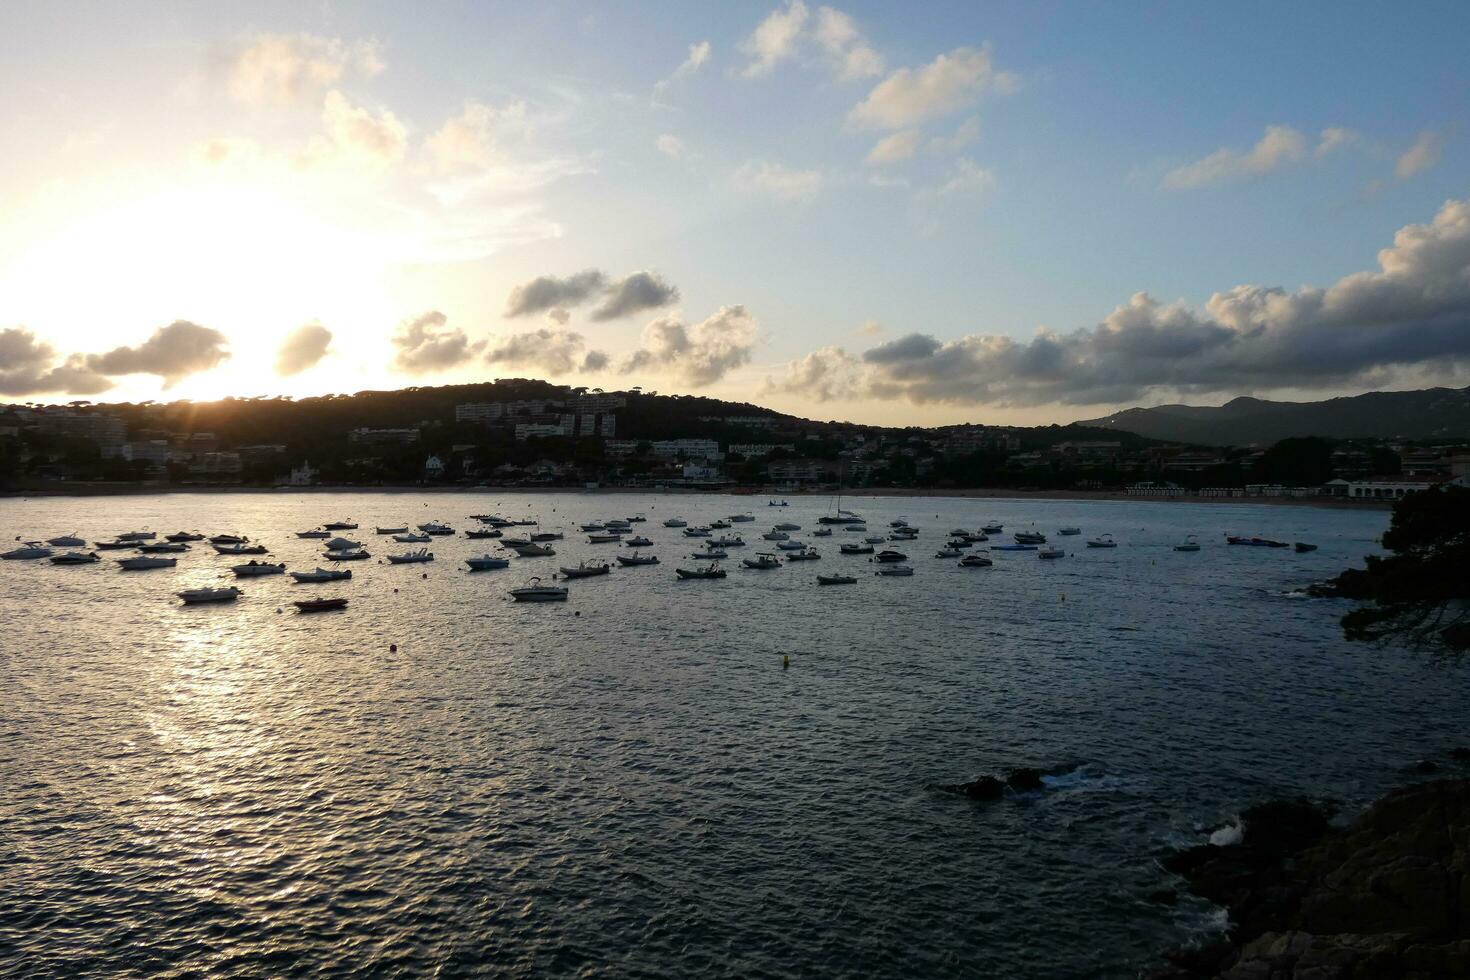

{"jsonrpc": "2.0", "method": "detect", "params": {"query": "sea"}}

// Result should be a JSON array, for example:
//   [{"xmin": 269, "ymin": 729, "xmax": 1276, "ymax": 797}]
[{"xmin": 2, "ymin": 492, "xmax": 1466, "ymax": 978}]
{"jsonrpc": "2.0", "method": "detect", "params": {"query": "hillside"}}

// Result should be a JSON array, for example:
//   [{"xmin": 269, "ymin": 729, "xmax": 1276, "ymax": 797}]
[{"xmin": 1077, "ymin": 386, "xmax": 1470, "ymax": 446}]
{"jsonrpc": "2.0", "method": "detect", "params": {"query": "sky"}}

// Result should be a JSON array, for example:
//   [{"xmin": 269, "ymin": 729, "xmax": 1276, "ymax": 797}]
[{"xmin": 1, "ymin": 1, "xmax": 1468, "ymax": 425}]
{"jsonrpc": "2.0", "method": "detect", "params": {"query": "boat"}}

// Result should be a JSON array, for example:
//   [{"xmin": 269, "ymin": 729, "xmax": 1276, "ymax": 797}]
[
  {"xmin": 294, "ymin": 597, "xmax": 349, "ymax": 613},
  {"xmin": 1174, "ymin": 535, "xmax": 1201, "ymax": 552},
  {"xmin": 511, "ymin": 519, "xmax": 538, "ymax": 526},
  {"xmin": 991, "ymin": 543, "xmax": 1037, "ymax": 552},
  {"xmin": 324, "ymin": 521, "xmax": 358, "ymax": 531},
  {"xmin": 812, "ymin": 528, "xmax": 832, "ymax": 537},
  {"xmin": 844, "ymin": 525, "xmax": 868, "ymax": 533},
  {"xmin": 1227, "ymin": 536, "xmax": 1289, "ymax": 548},
  {"xmin": 94, "ymin": 539, "xmax": 136, "ymax": 550},
  {"xmin": 839, "ymin": 543, "xmax": 874, "ymax": 555},
  {"xmin": 742, "ymin": 553, "xmax": 781, "ymax": 569},
  {"xmin": 559, "ymin": 560, "xmax": 611, "ymax": 579},
  {"xmin": 818, "ymin": 509, "xmax": 864, "ymax": 525},
  {"xmin": 531, "ymin": 531, "xmax": 563, "ymax": 542},
  {"xmin": 1086, "ymin": 534, "xmax": 1117, "ymax": 548},
  {"xmin": 876, "ymin": 564, "xmax": 914, "ymax": 577},
  {"xmin": 394, "ymin": 532, "xmax": 431, "ymax": 543},
  {"xmin": 935, "ymin": 548, "xmax": 961, "ymax": 558},
  {"xmin": 213, "ymin": 542, "xmax": 268, "ymax": 555},
  {"xmin": 118, "ymin": 531, "xmax": 157, "ymax": 541},
  {"xmin": 981, "ymin": 523, "xmax": 1003, "ymax": 534},
  {"xmin": 1014, "ymin": 531, "xmax": 1047, "ymax": 544},
  {"xmin": 872, "ymin": 550, "xmax": 908, "ymax": 563},
  {"xmin": 178, "ymin": 586, "xmax": 242, "ymax": 604},
  {"xmin": 324, "ymin": 548, "xmax": 371, "ymax": 561},
  {"xmin": 208, "ymin": 534, "xmax": 247, "ymax": 545},
  {"xmin": 580, "ymin": 523, "xmax": 606, "ymax": 532},
  {"xmin": 762, "ymin": 530, "xmax": 789, "ymax": 541},
  {"xmin": 498, "ymin": 535, "xmax": 532, "ymax": 547},
  {"xmin": 662, "ymin": 518, "xmax": 687, "ymax": 528},
  {"xmin": 296, "ymin": 529, "xmax": 330, "ymax": 539},
  {"xmin": 676, "ymin": 563, "xmax": 726, "ymax": 579},
  {"xmin": 165, "ymin": 531, "xmax": 205, "ymax": 542},
  {"xmin": 710, "ymin": 534, "xmax": 745, "ymax": 547},
  {"xmin": 45, "ymin": 533, "xmax": 85, "ymax": 547},
  {"xmin": 290, "ymin": 567, "xmax": 352, "ymax": 582},
  {"xmin": 233, "ymin": 561, "xmax": 285, "ymax": 576},
  {"xmin": 139, "ymin": 541, "xmax": 189, "ymax": 553},
  {"xmin": 1294, "ymin": 542, "xmax": 1319, "ymax": 553},
  {"xmin": 1038, "ymin": 545, "xmax": 1066, "ymax": 559},
  {"xmin": 769, "ymin": 499, "xmax": 789, "ymax": 507},
  {"xmin": 1057, "ymin": 527, "xmax": 1081, "ymax": 536},
  {"xmin": 728, "ymin": 514, "xmax": 754, "ymax": 523},
  {"xmin": 508, "ymin": 578, "xmax": 568, "ymax": 602},
  {"xmin": 708, "ymin": 520, "xmax": 731, "ymax": 531},
  {"xmin": 817, "ymin": 574, "xmax": 856, "ymax": 585},
  {"xmin": 773, "ymin": 522, "xmax": 801, "ymax": 532},
  {"xmin": 117, "ymin": 556, "xmax": 176, "ymax": 570},
  {"xmin": 376, "ymin": 526, "xmax": 409, "ymax": 534},
  {"xmin": 947, "ymin": 539, "xmax": 973, "ymax": 550},
  {"xmin": 466, "ymin": 554, "xmax": 512, "ymax": 570},
  {"xmin": 864, "ymin": 535, "xmax": 886, "ymax": 544},
  {"xmin": 958, "ymin": 554, "xmax": 993, "ymax": 568},
  {"xmin": 699, "ymin": 547, "xmax": 729, "ymax": 559},
  {"xmin": 605, "ymin": 520, "xmax": 633, "ymax": 531},
  {"xmin": 511, "ymin": 542, "xmax": 556, "ymax": 557},
  {"xmin": 682, "ymin": 527, "xmax": 711, "ymax": 537},
  {"xmin": 617, "ymin": 551, "xmax": 660, "ymax": 566},
  {"xmin": 776, "ymin": 540, "xmax": 808, "ymax": 551},
  {"xmin": 961, "ymin": 532, "xmax": 989, "ymax": 543},
  {"xmin": 465, "ymin": 529, "xmax": 502, "ymax": 539},
  {"xmin": 2, "ymin": 542, "xmax": 53, "ymax": 560},
  {"xmin": 624, "ymin": 535, "xmax": 653, "ymax": 547},
  {"xmin": 627, "ymin": 515, "xmax": 647, "ymax": 523},
  {"xmin": 891, "ymin": 520, "xmax": 911, "ymax": 529},
  {"xmin": 50, "ymin": 551, "xmax": 100, "ymax": 565},
  {"xmin": 784, "ymin": 548, "xmax": 820, "ymax": 561},
  {"xmin": 587, "ymin": 533, "xmax": 623, "ymax": 544},
  {"xmin": 386, "ymin": 548, "xmax": 434, "ymax": 564},
  {"xmin": 419, "ymin": 522, "xmax": 454, "ymax": 536}
]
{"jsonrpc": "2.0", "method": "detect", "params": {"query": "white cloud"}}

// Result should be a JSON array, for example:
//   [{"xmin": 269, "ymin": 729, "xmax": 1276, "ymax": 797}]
[
  {"xmin": 865, "ymin": 129, "xmax": 921, "ymax": 166},
  {"xmin": 761, "ymin": 345, "xmax": 859, "ymax": 401},
  {"xmin": 0, "ymin": 327, "xmax": 111, "ymax": 396},
  {"xmin": 484, "ymin": 328, "xmax": 607, "ymax": 375},
  {"xmin": 657, "ymin": 134, "xmax": 686, "ymax": 158},
  {"xmin": 814, "ymin": 6, "xmax": 884, "ymax": 80},
  {"xmin": 1163, "ymin": 124, "xmax": 1308, "ymax": 190},
  {"xmin": 656, "ymin": 39, "xmax": 711, "ymax": 92},
  {"xmin": 86, "ymin": 320, "xmax": 230, "ymax": 388},
  {"xmin": 275, "ymin": 323, "xmax": 332, "ymax": 375},
  {"xmin": 622, "ymin": 305, "xmax": 759, "ymax": 384},
  {"xmin": 849, "ymin": 46, "xmax": 1017, "ymax": 130},
  {"xmin": 929, "ymin": 116, "xmax": 980, "ymax": 153},
  {"xmin": 740, "ymin": 1, "xmax": 810, "ymax": 77},
  {"xmin": 1396, "ymin": 130, "xmax": 1443, "ymax": 179},
  {"xmin": 300, "ymin": 90, "xmax": 407, "ymax": 171},
  {"xmin": 1316, "ymin": 126, "xmax": 1361, "ymax": 157},
  {"xmin": 390, "ymin": 311, "xmax": 483, "ymax": 372},
  {"xmin": 426, "ymin": 100, "xmax": 530, "ymax": 172},
  {"xmin": 735, "ymin": 161, "xmax": 823, "ymax": 202},
  {"xmin": 934, "ymin": 158, "xmax": 995, "ymax": 196},
  {"xmin": 504, "ymin": 269, "xmax": 679, "ymax": 320},
  {"xmin": 228, "ymin": 33, "xmax": 383, "ymax": 105}
]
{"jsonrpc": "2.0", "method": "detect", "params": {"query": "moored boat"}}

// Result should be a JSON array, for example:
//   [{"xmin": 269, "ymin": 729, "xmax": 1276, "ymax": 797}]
[
  {"xmin": 386, "ymin": 548, "xmax": 434, "ymax": 564},
  {"xmin": 617, "ymin": 551, "xmax": 660, "ymax": 566},
  {"xmin": 742, "ymin": 553, "xmax": 781, "ymax": 569},
  {"xmin": 1086, "ymin": 534, "xmax": 1117, "ymax": 548},
  {"xmin": 817, "ymin": 573, "xmax": 856, "ymax": 585},
  {"xmin": 1294, "ymin": 542, "xmax": 1319, "ymax": 553},
  {"xmin": 178, "ymin": 586, "xmax": 242, "ymax": 604},
  {"xmin": 50, "ymin": 551, "xmax": 100, "ymax": 565},
  {"xmin": 1038, "ymin": 545, "xmax": 1066, "ymax": 559},
  {"xmin": 45, "ymin": 533, "xmax": 86, "ymax": 547},
  {"xmin": 875, "ymin": 564, "xmax": 914, "ymax": 576},
  {"xmin": 117, "ymin": 555, "xmax": 176, "ymax": 570},
  {"xmin": 295, "ymin": 597, "xmax": 349, "ymax": 612},
  {"xmin": 1227, "ymin": 535, "xmax": 1289, "ymax": 548},
  {"xmin": 2, "ymin": 542, "xmax": 52, "ymax": 560},
  {"xmin": 290, "ymin": 567, "xmax": 352, "ymax": 582},
  {"xmin": 959, "ymin": 553, "xmax": 993, "ymax": 568},
  {"xmin": 675, "ymin": 563, "xmax": 726, "ymax": 580},
  {"xmin": 559, "ymin": 560, "xmax": 611, "ymax": 579},
  {"xmin": 466, "ymin": 554, "xmax": 511, "ymax": 571},
  {"xmin": 233, "ymin": 561, "xmax": 286, "ymax": 576},
  {"xmin": 508, "ymin": 578, "xmax": 568, "ymax": 602}
]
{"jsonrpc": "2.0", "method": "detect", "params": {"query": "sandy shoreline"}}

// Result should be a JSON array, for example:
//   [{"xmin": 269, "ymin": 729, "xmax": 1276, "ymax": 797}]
[{"xmin": 0, "ymin": 482, "xmax": 1390, "ymax": 510}]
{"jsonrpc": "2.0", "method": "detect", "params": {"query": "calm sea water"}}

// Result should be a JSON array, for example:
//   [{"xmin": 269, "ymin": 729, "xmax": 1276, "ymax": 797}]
[{"xmin": 2, "ymin": 492, "xmax": 1466, "ymax": 978}]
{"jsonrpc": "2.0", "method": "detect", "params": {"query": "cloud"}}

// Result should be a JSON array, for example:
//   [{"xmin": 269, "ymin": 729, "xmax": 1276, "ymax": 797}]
[
  {"xmin": 761, "ymin": 345, "xmax": 859, "ymax": 401},
  {"xmin": 735, "ymin": 161, "xmax": 823, "ymax": 202},
  {"xmin": 934, "ymin": 158, "xmax": 995, "ymax": 196},
  {"xmin": 1316, "ymin": 126, "xmax": 1361, "ymax": 157},
  {"xmin": 857, "ymin": 319, "xmax": 884, "ymax": 336},
  {"xmin": 1163, "ymin": 124, "xmax": 1308, "ymax": 190},
  {"xmin": 504, "ymin": 270, "xmax": 608, "ymax": 317},
  {"xmin": 772, "ymin": 196, "xmax": 1470, "ymax": 406},
  {"xmin": 228, "ymin": 33, "xmax": 383, "ymax": 105},
  {"xmin": 929, "ymin": 116, "xmax": 980, "ymax": 153},
  {"xmin": 740, "ymin": 1, "xmax": 809, "ymax": 77},
  {"xmin": 1396, "ymin": 130, "xmax": 1443, "ymax": 179},
  {"xmin": 591, "ymin": 271, "xmax": 681, "ymax": 321},
  {"xmin": 86, "ymin": 320, "xmax": 230, "ymax": 388},
  {"xmin": 865, "ymin": 129, "xmax": 921, "ymax": 165},
  {"xmin": 484, "ymin": 328, "xmax": 607, "ymax": 375},
  {"xmin": 622, "ymin": 305, "xmax": 758, "ymax": 385},
  {"xmin": 426, "ymin": 100, "xmax": 530, "ymax": 172},
  {"xmin": 545, "ymin": 308, "xmax": 571, "ymax": 325},
  {"xmin": 0, "ymin": 328, "xmax": 112, "ymax": 396},
  {"xmin": 300, "ymin": 90, "xmax": 408, "ymax": 170},
  {"xmin": 814, "ymin": 6, "xmax": 884, "ymax": 80},
  {"xmin": 390, "ymin": 311, "xmax": 483, "ymax": 372},
  {"xmin": 657, "ymin": 134, "xmax": 686, "ymax": 158},
  {"xmin": 849, "ymin": 46, "xmax": 1017, "ymax": 130},
  {"xmin": 655, "ymin": 40, "xmax": 712, "ymax": 94},
  {"xmin": 275, "ymin": 322, "xmax": 332, "ymax": 375}
]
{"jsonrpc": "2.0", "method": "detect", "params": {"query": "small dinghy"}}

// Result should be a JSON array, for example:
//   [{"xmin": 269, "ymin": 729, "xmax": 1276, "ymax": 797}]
[
  {"xmin": 165, "ymin": 531, "xmax": 205, "ymax": 542},
  {"xmin": 324, "ymin": 548, "xmax": 370, "ymax": 561},
  {"xmin": 50, "ymin": 551, "xmax": 100, "ymax": 565},
  {"xmin": 117, "ymin": 555, "xmax": 176, "ymax": 570},
  {"xmin": 742, "ymin": 553, "xmax": 781, "ymax": 569},
  {"xmin": 817, "ymin": 574, "xmax": 856, "ymax": 585},
  {"xmin": 386, "ymin": 548, "xmax": 434, "ymax": 564},
  {"xmin": 178, "ymin": 586, "xmax": 242, "ymax": 604},
  {"xmin": 297, "ymin": 529, "xmax": 330, "ymax": 539},
  {"xmin": 466, "ymin": 554, "xmax": 512, "ymax": 571},
  {"xmin": 233, "ymin": 561, "xmax": 286, "ymax": 576},
  {"xmin": 294, "ymin": 597, "xmax": 348, "ymax": 613},
  {"xmin": 1057, "ymin": 527, "xmax": 1081, "ymax": 536},
  {"xmin": 1086, "ymin": 534, "xmax": 1117, "ymax": 548},
  {"xmin": 875, "ymin": 565, "xmax": 914, "ymax": 576},
  {"xmin": 290, "ymin": 567, "xmax": 352, "ymax": 583},
  {"xmin": 617, "ymin": 551, "xmax": 660, "ymax": 566},
  {"xmin": 784, "ymin": 549, "xmax": 820, "ymax": 561},
  {"xmin": 587, "ymin": 533, "xmax": 623, "ymax": 544},
  {"xmin": 1038, "ymin": 545, "xmax": 1066, "ymax": 559},
  {"xmin": 676, "ymin": 563, "xmax": 726, "ymax": 580},
  {"xmin": 1294, "ymin": 542, "xmax": 1318, "ymax": 553},
  {"xmin": 559, "ymin": 560, "xmax": 611, "ymax": 579},
  {"xmin": 376, "ymin": 526, "xmax": 409, "ymax": 535}
]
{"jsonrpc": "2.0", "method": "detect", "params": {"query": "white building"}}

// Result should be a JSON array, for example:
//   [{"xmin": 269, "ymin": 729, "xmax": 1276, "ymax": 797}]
[
  {"xmin": 1323, "ymin": 477, "xmax": 1458, "ymax": 500},
  {"xmin": 455, "ymin": 403, "xmax": 505, "ymax": 424},
  {"xmin": 729, "ymin": 443, "xmax": 794, "ymax": 458},
  {"xmin": 605, "ymin": 438, "xmax": 721, "ymax": 459},
  {"xmin": 423, "ymin": 455, "xmax": 446, "ymax": 477},
  {"xmin": 515, "ymin": 417, "xmax": 575, "ymax": 441}
]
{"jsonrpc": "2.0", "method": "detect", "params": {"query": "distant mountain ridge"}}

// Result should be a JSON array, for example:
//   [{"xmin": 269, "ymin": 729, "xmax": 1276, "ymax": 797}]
[{"xmin": 1076, "ymin": 386, "xmax": 1470, "ymax": 445}]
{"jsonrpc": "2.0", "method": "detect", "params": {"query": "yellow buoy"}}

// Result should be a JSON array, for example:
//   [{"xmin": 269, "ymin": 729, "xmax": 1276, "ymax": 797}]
[{"xmin": 783, "ymin": 654, "xmax": 789, "ymax": 669}]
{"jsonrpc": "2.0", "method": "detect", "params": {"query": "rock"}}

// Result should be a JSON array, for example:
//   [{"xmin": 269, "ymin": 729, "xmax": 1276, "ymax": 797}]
[
  {"xmin": 1450, "ymin": 747, "xmax": 1470, "ymax": 761},
  {"xmin": 1147, "ymin": 888, "xmax": 1179, "ymax": 906},
  {"xmin": 958, "ymin": 775, "xmax": 1005, "ymax": 801},
  {"xmin": 1414, "ymin": 759, "xmax": 1440, "ymax": 774},
  {"xmin": 1006, "ymin": 767, "xmax": 1044, "ymax": 792}
]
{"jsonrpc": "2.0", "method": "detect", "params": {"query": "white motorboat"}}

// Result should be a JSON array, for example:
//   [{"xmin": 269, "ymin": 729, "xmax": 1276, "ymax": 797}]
[
  {"xmin": 762, "ymin": 530, "xmax": 789, "ymax": 541},
  {"xmin": 947, "ymin": 538, "xmax": 973, "ymax": 550},
  {"xmin": 587, "ymin": 533, "xmax": 623, "ymax": 544},
  {"xmin": 139, "ymin": 541, "xmax": 189, "ymax": 553},
  {"xmin": 728, "ymin": 514, "xmax": 754, "ymax": 523},
  {"xmin": 605, "ymin": 520, "xmax": 633, "ymax": 531},
  {"xmin": 890, "ymin": 519, "xmax": 911, "ymax": 528},
  {"xmin": 465, "ymin": 528, "xmax": 503, "ymax": 540},
  {"xmin": 1014, "ymin": 531, "xmax": 1047, "ymax": 545},
  {"xmin": 1058, "ymin": 527, "xmax": 1082, "ymax": 536},
  {"xmin": 326, "ymin": 537, "xmax": 363, "ymax": 551},
  {"xmin": 118, "ymin": 556, "xmax": 176, "ymax": 570},
  {"xmin": 775, "ymin": 540, "xmax": 808, "ymax": 550},
  {"xmin": 839, "ymin": 543, "xmax": 874, "ymax": 555},
  {"xmin": 387, "ymin": 548, "xmax": 434, "ymax": 564},
  {"xmin": 662, "ymin": 518, "xmax": 687, "ymax": 528},
  {"xmin": 233, "ymin": 561, "xmax": 286, "ymax": 576},
  {"xmin": 875, "ymin": 564, "xmax": 914, "ymax": 577},
  {"xmin": 1174, "ymin": 535, "xmax": 1201, "ymax": 552},
  {"xmin": 707, "ymin": 520, "xmax": 730, "ymax": 530},
  {"xmin": 213, "ymin": 542, "xmax": 268, "ymax": 555},
  {"xmin": 864, "ymin": 535, "xmax": 886, "ymax": 544},
  {"xmin": 676, "ymin": 563, "xmax": 726, "ymax": 580},
  {"xmin": 297, "ymin": 529, "xmax": 330, "ymax": 539},
  {"xmin": 94, "ymin": 539, "xmax": 136, "ymax": 550},
  {"xmin": 812, "ymin": 528, "xmax": 833, "ymax": 537},
  {"xmin": 683, "ymin": 527, "xmax": 712, "ymax": 537},
  {"xmin": 617, "ymin": 551, "xmax": 660, "ymax": 566},
  {"xmin": 773, "ymin": 522, "xmax": 801, "ymax": 531},
  {"xmin": 958, "ymin": 553, "xmax": 993, "ymax": 568},
  {"xmin": 626, "ymin": 514, "xmax": 647, "ymax": 523},
  {"xmin": 394, "ymin": 532, "xmax": 431, "ymax": 543},
  {"xmin": 981, "ymin": 523, "xmax": 1004, "ymax": 534},
  {"xmin": 499, "ymin": 537, "xmax": 532, "ymax": 548},
  {"xmin": 165, "ymin": 531, "xmax": 205, "ymax": 542},
  {"xmin": 509, "ymin": 577, "xmax": 568, "ymax": 602},
  {"xmin": 742, "ymin": 553, "xmax": 781, "ymax": 569},
  {"xmin": 1086, "ymin": 534, "xmax": 1117, "ymax": 548},
  {"xmin": 290, "ymin": 567, "xmax": 352, "ymax": 582},
  {"xmin": 530, "ymin": 531, "xmax": 563, "ymax": 542},
  {"xmin": 45, "ymin": 533, "xmax": 85, "ymax": 547},
  {"xmin": 178, "ymin": 586, "xmax": 242, "ymax": 604},
  {"xmin": 817, "ymin": 574, "xmax": 856, "ymax": 585},
  {"xmin": 699, "ymin": 547, "xmax": 729, "ymax": 559},
  {"xmin": 769, "ymin": 499, "xmax": 789, "ymax": 507},
  {"xmin": 512, "ymin": 542, "xmax": 556, "ymax": 557},
  {"xmin": 581, "ymin": 523, "xmax": 606, "ymax": 532},
  {"xmin": 324, "ymin": 548, "xmax": 370, "ymax": 561},
  {"xmin": 50, "ymin": 551, "xmax": 100, "ymax": 565},
  {"xmin": 784, "ymin": 548, "xmax": 820, "ymax": 561},
  {"xmin": 624, "ymin": 535, "xmax": 653, "ymax": 547},
  {"xmin": 376, "ymin": 526, "xmax": 409, "ymax": 534},
  {"xmin": 418, "ymin": 522, "xmax": 454, "ymax": 536},
  {"xmin": 559, "ymin": 560, "xmax": 611, "ymax": 579},
  {"xmin": 2, "ymin": 542, "xmax": 53, "ymax": 560},
  {"xmin": 1038, "ymin": 545, "xmax": 1066, "ymax": 559},
  {"xmin": 844, "ymin": 525, "xmax": 868, "ymax": 533},
  {"xmin": 711, "ymin": 535, "xmax": 745, "ymax": 547},
  {"xmin": 934, "ymin": 548, "xmax": 961, "ymax": 558},
  {"xmin": 466, "ymin": 554, "xmax": 511, "ymax": 571},
  {"xmin": 960, "ymin": 532, "xmax": 989, "ymax": 543}
]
